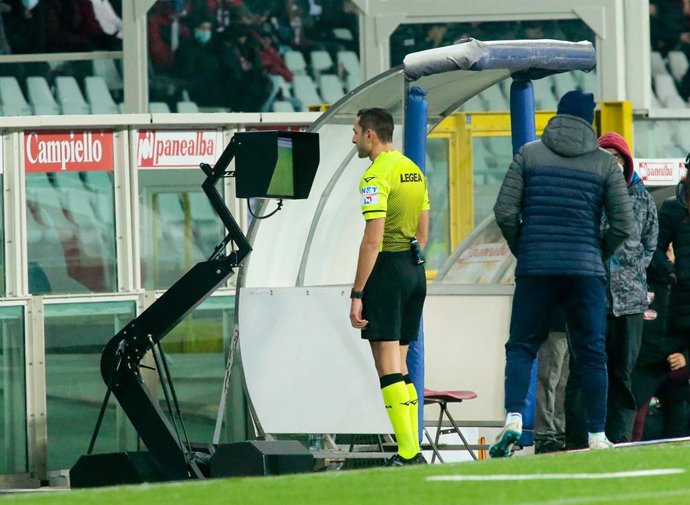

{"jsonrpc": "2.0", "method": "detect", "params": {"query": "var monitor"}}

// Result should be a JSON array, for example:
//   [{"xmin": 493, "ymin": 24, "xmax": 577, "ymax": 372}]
[{"xmin": 233, "ymin": 131, "xmax": 319, "ymax": 200}]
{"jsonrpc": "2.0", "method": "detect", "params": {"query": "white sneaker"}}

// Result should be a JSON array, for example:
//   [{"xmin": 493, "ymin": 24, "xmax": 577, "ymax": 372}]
[
  {"xmin": 489, "ymin": 420, "xmax": 522, "ymax": 458},
  {"xmin": 588, "ymin": 435, "xmax": 614, "ymax": 450}
]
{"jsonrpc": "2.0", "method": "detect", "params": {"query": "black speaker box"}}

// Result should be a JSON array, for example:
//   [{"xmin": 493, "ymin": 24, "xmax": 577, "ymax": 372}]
[
  {"xmin": 70, "ymin": 452, "xmax": 167, "ymax": 488},
  {"xmin": 209, "ymin": 440, "xmax": 315, "ymax": 477}
]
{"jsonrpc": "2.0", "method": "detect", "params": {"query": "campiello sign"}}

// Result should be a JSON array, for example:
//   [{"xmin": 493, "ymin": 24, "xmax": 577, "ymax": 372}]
[
  {"xmin": 24, "ymin": 130, "xmax": 114, "ymax": 172},
  {"xmin": 137, "ymin": 130, "xmax": 222, "ymax": 169}
]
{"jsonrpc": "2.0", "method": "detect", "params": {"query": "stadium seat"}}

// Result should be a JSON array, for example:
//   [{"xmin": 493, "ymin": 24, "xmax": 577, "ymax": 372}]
[
  {"xmin": 0, "ymin": 77, "xmax": 33, "ymax": 116},
  {"xmin": 149, "ymin": 102, "xmax": 171, "ymax": 113},
  {"xmin": 55, "ymin": 76, "xmax": 91, "ymax": 115},
  {"xmin": 177, "ymin": 101, "xmax": 200, "ymax": 113},
  {"xmin": 92, "ymin": 58, "xmax": 123, "ymax": 93},
  {"xmin": 650, "ymin": 51, "xmax": 669, "ymax": 77},
  {"xmin": 667, "ymin": 50, "xmax": 689, "ymax": 83},
  {"xmin": 552, "ymin": 71, "xmax": 581, "ymax": 98},
  {"xmin": 423, "ymin": 389, "xmax": 479, "ymax": 463},
  {"xmin": 26, "ymin": 76, "xmax": 60, "ymax": 115},
  {"xmin": 578, "ymin": 70, "xmax": 598, "ymax": 94},
  {"xmin": 654, "ymin": 74, "xmax": 685, "ymax": 106},
  {"xmin": 284, "ymin": 50, "xmax": 307, "ymax": 75},
  {"xmin": 319, "ymin": 74, "xmax": 345, "ymax": 104},
  {"xmin": 337, "ymin": 50, "xmax": 362, "ymax": 91},
  {"xmin": 480, "ymin": 83, "xmax": 509, "ymax": 111},
  {"xmin": 532, "ymin": 76, "xmax": 558, "ymax": 110},
  {"xmin": 310, "ymin": 50, "xmax": 334, "ymax": 82},
  {"xmin": 85, "ymin": 76, "xmax": 119, "ymax": 114},
  {"xmin": 271, "ymin": 100, "xmax": 295, "ymax": 112},
  {"xmin": 270, "ymin": 74, "xmax": 292, "ymax": 99},
  {"xmin": 292, "ymin": 75, "xmax": 323, "ymax": 110}
]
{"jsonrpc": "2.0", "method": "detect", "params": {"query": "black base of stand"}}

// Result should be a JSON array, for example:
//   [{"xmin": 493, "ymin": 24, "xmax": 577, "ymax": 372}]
[{"xmin": 70, "ymin": 452, "xmax": 168, "ymax": 488}]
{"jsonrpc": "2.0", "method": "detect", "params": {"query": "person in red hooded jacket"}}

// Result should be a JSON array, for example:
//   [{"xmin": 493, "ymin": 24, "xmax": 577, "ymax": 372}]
[{"xmin": 598, "ymin": 131, "xmax": 659, "ymax": 443}]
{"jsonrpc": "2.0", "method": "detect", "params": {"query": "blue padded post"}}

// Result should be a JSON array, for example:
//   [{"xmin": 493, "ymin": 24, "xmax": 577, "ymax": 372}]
[
  {"xmin": 404, "ymin": 86, "xmax": 428, "ymax": 442},
  {"xmin": 509, "ymin": 79, "xmax": 537, "ymax": 447}
]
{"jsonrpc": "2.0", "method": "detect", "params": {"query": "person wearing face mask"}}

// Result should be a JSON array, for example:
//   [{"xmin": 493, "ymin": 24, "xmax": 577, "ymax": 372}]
[
  {"xmin": 174, "ymin": 12, "xmax": 224, "ymax": 107},
  {"xmin": 596, "ymin": 131, "xmax": 658, "ymax": 443}
]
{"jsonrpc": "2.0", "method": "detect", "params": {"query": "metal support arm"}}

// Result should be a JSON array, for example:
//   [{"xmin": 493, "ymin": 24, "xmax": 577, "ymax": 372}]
[{"xmin": 99, "ymin": 138, "xmax": 251, "ymax": 480}]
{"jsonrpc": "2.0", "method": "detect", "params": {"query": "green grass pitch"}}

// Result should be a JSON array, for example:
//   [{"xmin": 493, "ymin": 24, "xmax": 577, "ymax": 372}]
[{"xmin": 3, "ymin": 443, "xmax": 690, "ymax": 505}]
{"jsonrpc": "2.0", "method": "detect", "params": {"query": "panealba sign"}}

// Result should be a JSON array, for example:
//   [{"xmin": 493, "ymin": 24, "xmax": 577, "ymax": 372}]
[
  {"xmin": 24, "ymin": 130, "xmax": 114, "ymax": 172},
  {"xmin": 136, "ymin": 130, "xmax": 223, "ymax": 169}
]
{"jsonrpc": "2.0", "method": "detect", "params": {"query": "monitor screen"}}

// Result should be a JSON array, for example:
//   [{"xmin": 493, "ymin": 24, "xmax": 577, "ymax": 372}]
[{"xmin": 266, "ymin": 137, "xmax": 294, "ymax": 198}]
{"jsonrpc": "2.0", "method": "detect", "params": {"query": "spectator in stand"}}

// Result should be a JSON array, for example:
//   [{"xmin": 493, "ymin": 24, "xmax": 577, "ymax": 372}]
[
  {"xmin": 89, "ymin": 0, "xmax": 122, "ymax": 40},
  {"xmin": 44, "ymin": 0, "xmax": 120, "ymax": 52},
  {"xmin": 257, "ymin": 28, "xmax": 292, "ymax": 82},
  {"xmin": 217, "ymin": 24, "xmax": 272, "ymax": 111},
  {"xmin": 175, "ymin": 11, "xmax": 224, "ymax": 107},
  {"xmin": 3, "ymin": 0, "xmax": 45, "ymax": 54},
  {"xmin": 650, "ymin": 1, "xmax": 684, "ymax": 57},
  {"xmin": 420, "ymin": 24, "xmax": 450, "ymax": 51},
  {"xmin": 148, "ymin": 2, "xmax": 178, "ymax": 72}
]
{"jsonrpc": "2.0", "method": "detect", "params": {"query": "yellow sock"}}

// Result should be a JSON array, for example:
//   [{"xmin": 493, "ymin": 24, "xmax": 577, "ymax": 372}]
[
  {"xmin": 404, "ymin": 375, "xmax": 420, "ymax": 453},
  {"xmin": 381, "ymin": 374, "xmax": 417, "ymax": 459}
]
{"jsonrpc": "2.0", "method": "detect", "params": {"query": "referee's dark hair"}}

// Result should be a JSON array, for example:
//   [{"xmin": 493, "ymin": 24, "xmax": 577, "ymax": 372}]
[{"xmin": 357, "ymin": 107, "xmax": 394, "ymax": 143}]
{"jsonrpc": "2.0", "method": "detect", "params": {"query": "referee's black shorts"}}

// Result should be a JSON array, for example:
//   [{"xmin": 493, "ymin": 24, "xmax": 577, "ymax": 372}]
[{"xmin": 361, "ymin": 251, "xmax": 426, "ymax": 342}]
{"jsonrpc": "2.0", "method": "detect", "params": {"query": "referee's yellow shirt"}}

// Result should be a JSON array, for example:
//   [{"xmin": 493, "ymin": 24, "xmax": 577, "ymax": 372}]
[{"xmin": 359, "ymin": 150, "xmax": 430, "ymax": 252}]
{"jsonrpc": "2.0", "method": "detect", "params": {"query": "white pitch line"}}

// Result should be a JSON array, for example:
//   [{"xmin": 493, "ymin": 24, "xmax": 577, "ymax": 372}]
[{"xmin": 426, "ymin": 468, "xmax": 684, "ymax": 481}]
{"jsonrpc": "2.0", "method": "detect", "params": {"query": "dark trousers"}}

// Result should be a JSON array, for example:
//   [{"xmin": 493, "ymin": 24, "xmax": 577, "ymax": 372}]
[
  {"xmin": 630, "ymin": 365, "xmax": 690, "ymax": 441},
  {"xmin": 505, "ymin": 276, "xmax": 607, "ymax": 433},
  {"xmin": 604, "ymin": 314, "xmax": 643, "ymax": 442}
]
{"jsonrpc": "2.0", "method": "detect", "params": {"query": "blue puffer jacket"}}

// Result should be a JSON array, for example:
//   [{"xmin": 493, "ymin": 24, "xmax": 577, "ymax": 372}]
[{"xmin": 493, "ymin": 115, "xmax": 635, "ymax": 277}]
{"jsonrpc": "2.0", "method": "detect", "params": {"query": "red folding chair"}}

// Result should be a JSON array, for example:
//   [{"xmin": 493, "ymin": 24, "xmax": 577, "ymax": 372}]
[{"xmin": 423, "ymin": 388, "xmax": 479, "ymax": 463}]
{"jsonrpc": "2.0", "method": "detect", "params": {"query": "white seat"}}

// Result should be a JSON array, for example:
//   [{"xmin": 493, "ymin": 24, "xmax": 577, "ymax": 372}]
[
  {"xmin": 149, "ymin": 102, "xmax": 171, "ymax": 113},
  {"xmin": 667, "ymin": 50, "xmax": 689, "ymax": 82},
  {"xmin": 319, "ymin": 74, "xmax": 345, "ymax": 104},
  {"xmin": 292, "ymin": 75, "xmax": 323, "ymax": 110},
  {"xmin": 310, "ymin": 50, "xmax": 334, "ymax": 82},
  {"xmin": 85, "ymin": 76, "xmax": 119, "ymax": 114},
  {"xmin": 650, "ymin": 51, "xmax": 670, "ymax": 77},
  {"xmin": 271, "ymin": 100, "xmax": 295, "ymax": 112},
  {"xmin": 654, "ymin": 74, "xmax": 684, "ymax": 106},
  {"xmin": 92, "ymin": 58, "xmax": 123, "ymax": 92},
  {"xmin": 177, "ymin": 101, "xmax": 199, "ymax": 113},
  {"xmin": 578, "ymin": 70, "xmax": 598, "ymax": 94},
  {"xmin": 284, "ymin": 51, "xmax": 307, "ymax": 75},
  {"xmin": 552, "ymin": 71, "xmax": 581, "ymax": 99},
  {"xmin": 26, "ymin": 76, "xmax": 60, "ymax": 115},
  {"xmin": 332, "ymin": 28, "xmax": 353, "ymax": 41},
  {"xmin": 337, "ymin": 50, "xmax": 361, "ymax": 91},
  {"xmin": 480, "ymin": 83, "xmax": 509, "ymax": 111},
  {"xmin": 0, "ymin": 77, "xmax": 33, "ymax": 116},
  {"xmin": 532, "ymin": 76, "xmax": 558, "ymax": 110},
  {"xmin": 270, "ymin": 74, "xmax": 292, "ymax": 98},
  {"xmin": 55, "ymin": 76, "xmax": 91, "ymax": 115}
]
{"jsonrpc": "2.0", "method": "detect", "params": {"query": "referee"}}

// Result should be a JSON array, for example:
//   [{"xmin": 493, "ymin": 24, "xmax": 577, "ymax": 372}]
[{"xmin": 349, "ymin": 107, "xmax": 430, "ymax": 466}]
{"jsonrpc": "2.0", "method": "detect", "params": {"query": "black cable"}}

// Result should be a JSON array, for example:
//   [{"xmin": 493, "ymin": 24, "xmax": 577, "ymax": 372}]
[{"xmin": 247, "ymin": 198, "xmax": 283, "ymax": 219}]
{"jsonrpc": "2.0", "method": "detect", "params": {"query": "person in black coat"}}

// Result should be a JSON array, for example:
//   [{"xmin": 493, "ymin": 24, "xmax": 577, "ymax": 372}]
[{"xmin": 628, "ymin": 177, "xmax": 690, "ymax": 440}]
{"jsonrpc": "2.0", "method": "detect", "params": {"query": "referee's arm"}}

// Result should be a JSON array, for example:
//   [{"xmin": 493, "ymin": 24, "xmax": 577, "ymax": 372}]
[
  {"xmin": 350, "ymin": 218, "xmax": 384, "ymax": 328},
  {"xmin": 416, "ymin": 210, "xmax": 429, "ymax": 250}
]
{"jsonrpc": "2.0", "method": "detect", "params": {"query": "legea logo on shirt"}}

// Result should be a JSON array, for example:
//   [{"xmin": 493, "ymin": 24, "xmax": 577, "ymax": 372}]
[{"xmin": 361, "ymin": 186, "xmax": 379, "ymax": 205}]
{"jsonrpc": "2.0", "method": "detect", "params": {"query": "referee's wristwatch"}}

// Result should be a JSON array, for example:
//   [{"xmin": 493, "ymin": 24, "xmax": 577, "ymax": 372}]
[{"xmin": 350, "ymin": 289, "xmax": 364, "ymax": 299}]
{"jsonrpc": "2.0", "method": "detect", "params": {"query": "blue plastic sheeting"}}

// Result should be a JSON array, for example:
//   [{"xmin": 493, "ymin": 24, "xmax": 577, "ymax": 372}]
[
  {"xmin": 403, "ymin": 39, "xmax": 595, "ymax": 82},
  {"xmin": 404, "ymin": 86, "xmax": 428, "ymax": 442}
]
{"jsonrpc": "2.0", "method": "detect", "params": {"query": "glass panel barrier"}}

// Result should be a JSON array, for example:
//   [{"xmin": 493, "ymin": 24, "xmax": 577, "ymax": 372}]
[
  {"xmin": 44, "ymin": 300, "xmax": 137, "ymax": 471},
  {"xmin": 473, "ymin": 136, "xmax": 513, "ymax": 227},
  {"xmin": 25, "ymin": 131, "xmax": 117, "ymax": 295},
  {"xmin": 425, "ymin": 137, "xmax": 451, "ymax": 270},
  {"xmin": 0, "ymin": 305, "xmax": 26, "ymax": 474},
  {"xmin": 157, "ymin": 295, "xmax": 234, "ymax": 443},
  {"xmin": 633, "ymin": 118, "xmax": 690, "ymax": 158},
  {"xmin": 138, "ymin": 169, "xmax": 225, "ymax": 290}
]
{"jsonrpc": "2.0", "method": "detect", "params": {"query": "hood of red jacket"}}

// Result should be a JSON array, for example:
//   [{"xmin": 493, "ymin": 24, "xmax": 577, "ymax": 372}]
[{"xmin": 597, "ymin": 131, "xmax": 634, "ymax": 186}]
